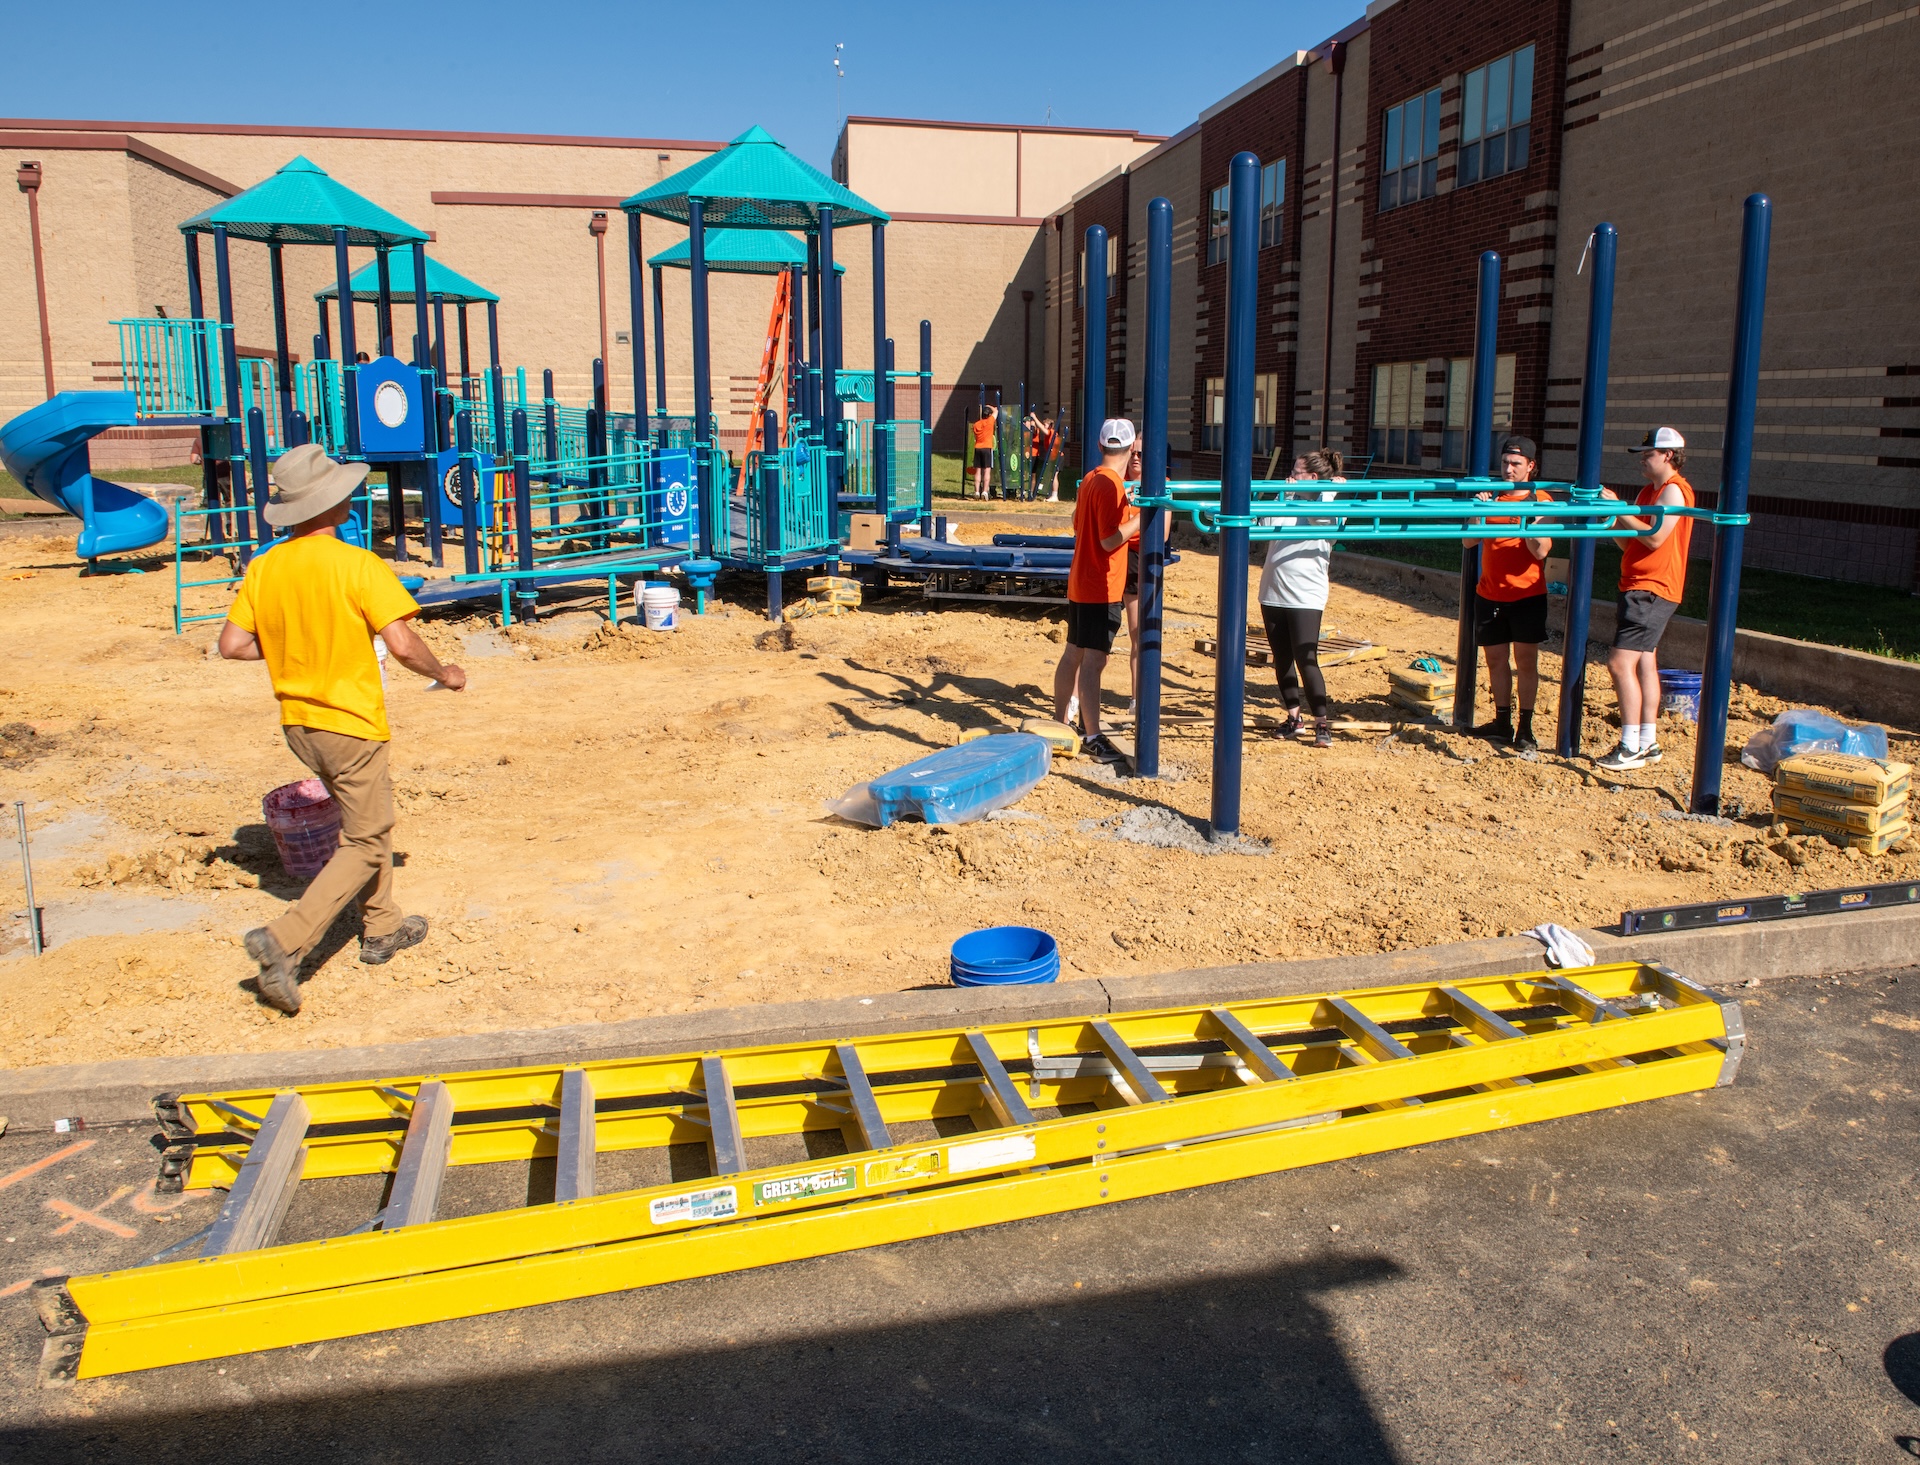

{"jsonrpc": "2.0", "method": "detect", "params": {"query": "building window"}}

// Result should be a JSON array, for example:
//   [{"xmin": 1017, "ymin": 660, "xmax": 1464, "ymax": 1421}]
[
  {"xmin": 1207, "ymin": 185, "xmax": 1229, "ymax": 265},
  {"xmin": 1202, "ymin": 377, "xmax": 1224, "ymax": 451},
  {"xmin": 1106, "ymin": 232, "xmax": 1119, "ymax": 299},
  {"xmin": 1440, "ymin": 354, "xmax": 1517, "ymax": 469},
  {"xmin": 1259, "ymin": 161, "xmax": 1285, "ymax": 251},
  {"xmin": 1378, "ymin": 87, "xmax": 1441, "ymax": 212},
  {"xmin": 1369, "ymin": 361, "xmax": 1425, "ymax": 466},
  {"xmin": 1199, "ymin": 374, "xmax": 1278, "ymax": 455},
  {"xmin": 1253, "ymin": 373, "xmax": 1277, "ymax": 457},
  {"xmin": 1459, "ymin": 44, "xmax": 1535, "ymax": 188}
]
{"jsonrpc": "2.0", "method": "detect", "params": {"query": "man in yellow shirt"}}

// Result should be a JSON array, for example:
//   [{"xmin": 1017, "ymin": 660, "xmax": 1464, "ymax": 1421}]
[{"xmin": 219, "ymin": 445, "xmax": 467, "ymax": 1013}]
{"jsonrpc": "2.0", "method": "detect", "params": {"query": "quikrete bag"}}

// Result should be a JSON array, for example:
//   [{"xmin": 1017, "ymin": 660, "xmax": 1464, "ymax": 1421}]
[
  {"xmin": 1772, "ymin": 787, "xmax": 1910, "ymax": 836},
  {"xmin": 1774, "ymin": 752, "xmax": 1910, "ymax": 807}
]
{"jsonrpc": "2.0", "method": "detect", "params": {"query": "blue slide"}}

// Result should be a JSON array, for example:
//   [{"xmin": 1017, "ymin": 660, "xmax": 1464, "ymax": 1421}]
[{"xmin": 0, "ymin": 392, "xmax": 172, "ymax": 561}]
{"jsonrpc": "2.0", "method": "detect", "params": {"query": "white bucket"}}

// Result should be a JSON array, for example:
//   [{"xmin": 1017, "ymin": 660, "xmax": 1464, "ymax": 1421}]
[{"xmin": 639, "ymin": 581, "xmax": 680, "ymax": 631}]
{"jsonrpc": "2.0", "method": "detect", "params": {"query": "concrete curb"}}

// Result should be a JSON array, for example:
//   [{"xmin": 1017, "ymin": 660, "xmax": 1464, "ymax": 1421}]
[
  {"xmin": 4, "ymin": 903, "xmax": 1913, "ymax": 1130},
  {"xmin": 1332, "ymin": 551, "xmax": 1920, "ymax": 729}
]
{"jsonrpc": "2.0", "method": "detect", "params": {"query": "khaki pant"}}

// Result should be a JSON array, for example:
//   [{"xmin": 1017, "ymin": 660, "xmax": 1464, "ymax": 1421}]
[{"xmin": 267, "ymin": 726, "xmax": 403, "ymax": 960}]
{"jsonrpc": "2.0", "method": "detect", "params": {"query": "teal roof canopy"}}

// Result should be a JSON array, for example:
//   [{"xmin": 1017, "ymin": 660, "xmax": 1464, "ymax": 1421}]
[
  {"xmin": 622, "ymin": 126, "xmax": 888, "ymax": 232},
  {"xmin": 648, "ymin": 229, "xmax": 844, "ymax": 275},
  {"xmin": 315, "ymin": 253, "xmax": 499, "ymax": 304},
  {"xmin": 181, "ymin": 156, "xmax": 428, "ymax": 247}
]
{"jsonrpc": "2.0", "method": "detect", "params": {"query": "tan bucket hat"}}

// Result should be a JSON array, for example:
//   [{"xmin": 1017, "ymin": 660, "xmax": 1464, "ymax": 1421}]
[{"xmin": 263, "ymin": 444, "xmax": 370, "ymax": 527}]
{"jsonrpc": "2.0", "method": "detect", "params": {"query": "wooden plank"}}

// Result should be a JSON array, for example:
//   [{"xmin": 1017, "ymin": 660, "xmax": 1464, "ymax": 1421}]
[
  {"xmin": 203, "ymin": 1092, "xmax": 309, "ymax": 1256},
  {"xmin": 555, "ymin": 1069, "xmax": 597, "ymax": 1203},
  {"xmin": 385, "ymin": 1082, "xmax": 455, "ymax": 1229}
]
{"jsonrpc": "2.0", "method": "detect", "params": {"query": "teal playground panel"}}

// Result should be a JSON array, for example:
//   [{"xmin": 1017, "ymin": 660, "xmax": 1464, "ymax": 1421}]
[
  {"xmin": 113, "ymin": 316, "xmax": 347, "ymax": 455},
  {"xmin": 171, "ymin": 484, "xmax": 382, "ymax": 634},
  {"xmin": 708, "ymin": 441, "xmax": 837, "ymax": 565}
]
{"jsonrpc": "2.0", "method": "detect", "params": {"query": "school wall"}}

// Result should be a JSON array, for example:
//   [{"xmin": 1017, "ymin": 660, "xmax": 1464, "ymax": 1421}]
[{"xmin": 1121, "ymin": 127, "xmax": 1202, "ymax": 464}]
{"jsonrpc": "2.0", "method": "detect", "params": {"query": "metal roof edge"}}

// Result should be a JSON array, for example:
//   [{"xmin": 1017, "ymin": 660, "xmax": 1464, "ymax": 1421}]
[{"xmin": 1199, "ymin": 52, "xmax": 1312, "ymax": 124}]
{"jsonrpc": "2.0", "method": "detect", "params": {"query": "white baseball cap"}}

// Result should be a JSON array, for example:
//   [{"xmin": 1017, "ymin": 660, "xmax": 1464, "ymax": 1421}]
[
  {"xmin": 1099, "ymin": 418, "xmax": 1137, "ymax": 450},
  {"xmin": 1631, "ymin": 426, "xmax": 1685, "ymax": 453}
]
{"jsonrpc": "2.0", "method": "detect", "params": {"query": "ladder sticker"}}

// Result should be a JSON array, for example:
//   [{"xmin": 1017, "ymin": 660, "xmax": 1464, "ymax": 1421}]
[
  {"xmin": 947, "ymin": 1134, "xmax": 1038, "ymax": 1175},
  {"xmin": 648, "ymin": 1185, "xmax": 738, "ymax": 1227},
  {"xmin": 753, "ymin": 1167, "xmax": 855, "ymax": 1208},
  {"xmin": 862, "ymin": 1149, "xmax": 942, "ymax": 1187}
]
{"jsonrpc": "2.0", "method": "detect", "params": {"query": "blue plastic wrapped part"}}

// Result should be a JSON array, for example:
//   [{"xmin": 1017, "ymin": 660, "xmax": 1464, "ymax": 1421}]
[
  {"xmin": 1740, "ymin": 708, "xmax": 1890, "ymax": 773},
  {"xmin": 826, "ymin": 733, "xmax": 1052, "ymax": 828}
]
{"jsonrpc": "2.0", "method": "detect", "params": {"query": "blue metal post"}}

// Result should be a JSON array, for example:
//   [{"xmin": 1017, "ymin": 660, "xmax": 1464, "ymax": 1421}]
[
  {"xmin": 212, "ymin": 225, "xmax": 253, "ymax": 560},
  {"xmin": 690, "ymin": 199, "xmax": 715, "ymax": 559},
  {"xmin": 184, "ymin": 233, "xmax": 220, "ymax": 539},
  {"xmin": 762, "ymin": 407, "xmax": 783, "ymax": 620},
  {"xmin": 332, "ymin": 229, "xmax": 362, "ymax": 460},
  {"xmin": 432, "ymin": 292, "xmax": 452, "ymax": 451},
  {"xmin": 317, "ymin": 300, "xmax": 330, "ymax": 361},
  {"xmin": 457, "ymin": 306, "xmax": 472, "ymax": 398},
  {"xmin": 872, "ymin": 223, "xmax": 888, "ymax": 514},
  {"xmin": 511, "ymin": 406, "xmax": 536, "ymax": 620},
  {"xmin": 919, "ymin": 319, "xmax": 933, "ymax": 533},
  {"xmin": 268, "ymin": 244, "xmax": 295, "ymax": 448},
  {"xmin": 591, "ymin": 358, "xmax": 609, "ymax": 547},
  {"xmin": 1082, "ymin": 224, "xmax": 1108, "ymax": 473},
  {"xmin": 627, "ymin": 211, "xmax": 649, "ymax": 425},
  {"xmin": 819, "ymin": 206, "xmax": 839, "ymax": 501},
  {"xmin": 1138, "ymin": 196, "xmax": 1173, "ymax": 781},
  {"xmin": 411, "ymin": 243, "xmax": 437, "ymax": 460},
  {"xmin": 543, "ymin": 368, "xmax": 560, "ymax": 527},
  {"xmin": 455, "ymin": 406, "xmax": 480, "ymax": 576},
  {"xmin": 246, "ymin": 407, "xmax": 271, "ymax": 547},
  {"xmin": 1210, "ymin": 154, "xmax": 1260, "ymax": 839},
  {"xmin": 375, "ymin": 248, "xmax": 394, "ymax": 357},
  {"xmin": 651, "ymin": 266, "xmax": 668, "ymax": 420},
  {"xmin": 487, "ymin": 302, "xmax": 504, "ymax": 458},
  {"xmin": 806, "ymin": 233, "xmax": 823, "ymax": 438},
  {"xmin": 1453, "ymin": 249, "xmax": 1501, "ymax": 730},
  {"xmin": 1555, "ymin": 222, "xmax": 1617, "ymax": 759},
  {"xmin": 1692, "ymin": 194, "xmax": 1772, "ymax": 815}
]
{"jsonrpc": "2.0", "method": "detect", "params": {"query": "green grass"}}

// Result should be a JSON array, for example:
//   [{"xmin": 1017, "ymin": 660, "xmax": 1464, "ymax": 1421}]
[
  {"xmin": 926, "ymin": 451, "xmax": 1071, "ymax": 514},
  {"xmin": 1353, "ymin": 539, "xmax": 1920, "ymax": 662}
]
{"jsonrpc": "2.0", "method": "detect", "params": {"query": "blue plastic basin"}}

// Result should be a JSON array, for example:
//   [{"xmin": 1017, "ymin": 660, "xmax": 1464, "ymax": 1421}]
[
  {"xmin": 1659, "ymin": 668, "xmax": 1702, "ymax": 722},
  {"xmin": 951, "ymin": 926, "xmax": 1060, "ymax": 986}
]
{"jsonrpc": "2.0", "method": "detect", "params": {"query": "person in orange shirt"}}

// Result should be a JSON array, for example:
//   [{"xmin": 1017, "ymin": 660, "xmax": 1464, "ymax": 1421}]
[
  {"xmin": 1054, "ymin": 418, "xmax": 1140, "ymax": 765},
  {"xmin": 970, "ymin": 404, "xmax": 998, "ymax": 500},
  {"xmin": 1595, "ymin": 426, "xmax": 1695, "ymax": 771},
  {"xmin": 1471, "ymin": 435, "xmax": 1553, "ymax": 752}
]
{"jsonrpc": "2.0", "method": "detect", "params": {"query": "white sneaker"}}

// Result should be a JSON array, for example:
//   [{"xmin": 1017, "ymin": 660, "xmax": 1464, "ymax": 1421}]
[{"xmin": 1595, "ymin": 742, "xmax": 1648, "ymax": 772}]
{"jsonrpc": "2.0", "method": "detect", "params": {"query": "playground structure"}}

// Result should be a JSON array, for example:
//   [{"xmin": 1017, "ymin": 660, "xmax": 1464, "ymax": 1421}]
[{"xmin": 1119, "ymin": 158, "xmax": 1772, "ymax": 823}]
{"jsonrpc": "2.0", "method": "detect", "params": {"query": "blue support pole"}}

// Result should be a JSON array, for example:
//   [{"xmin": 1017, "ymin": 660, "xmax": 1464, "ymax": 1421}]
[
  {"xmin": 411, "ymin": 243, "xmax": 437, "ymax": 460},
  {"xmin": 184, "ymin": 233, "xmax": 220, "ymax": 539},
  {"xmin": 818, "ymin": 206, "xmax": 839, "ymax": 502},
  {"xmin": 1691, "ymin": 194, "xmax": 1772, "ymax": 816},
  {"xmin": 332, "ymin": 229, "xmax": 362, "ymax": 460},
  {"xmin": 455, "ymin": 406, "xmax": 480, "ymax": 576},
  {"xmin": 591, "ymin": 358, "xmax": 609, "ymax": 548},
  {"xmin": 375, "ymin": 248, "xmax": 394, "ymax": 357},
  {"xmin": 690, "ymin": 199, "xmax": 715, "ymax": 560},
  {"xmin": 511, "ymin": 406, "xmax": 536, "ymax": 620},
  {"xmin": 246, "ymin": 406, "xmax": 271, "ymax": 548},
  {"xmin": 651, "ymin": 266, "xmax": 668, "ymax": 423},
  {"xmin": 317, "ymin": 299, "xmax": 330, "ymax": 362},
  {"xmin": 919, "ymin": 318, "xmax": 933, "ymax": 534},
  {"xmin": 1555, "ymin": 222, "xmax": 1617, "ymax": 759},
  {"xmin": 1453, "ymin": 249, "xmax": 1501, "ymax": 730},
  {"xmin": 268, "ymin": 244, "xmax": 295, "ymax": 448},
  {"xmin": 1081, "ymin": 224, "xmax": 1108, "ymax": 473},
  {"xmin": 1210, "ymin": 154, "xmax": 1261, "ymax": 840},
  {"xmin": 1138, "ymin": 196, "xmax": 1173, "ymax": 781},
  {"xmin": 431, "ymin": 292, "xmax": 452, "ymax": 451},
  {"xmin": 457, "ymin": 307, "xmax": 472, "ymax": 398},
  {"xmin": 212, "ymin": 225, "xmax": 253, "ymax": 562},
  {"xmin": 762, "ymin": 407, "xmax": 783, "ymax": 621},
  {"xmin": 872, "ymin": 223, "xmax": 889, "ymax": 514},
  {"xmin": 627, "ymin": 211, "xmax": 649, "ymax": 425},
  {"xmin": 543, "ymin": 368, "xmax": 560, "ymax": 527},
  {"xmin": 806, "ymin": 232, "xmax": 823, "ymax": 438},
  {"xmin": 487, "ymin": 302, "xmax": 505, "ymax": 459}
]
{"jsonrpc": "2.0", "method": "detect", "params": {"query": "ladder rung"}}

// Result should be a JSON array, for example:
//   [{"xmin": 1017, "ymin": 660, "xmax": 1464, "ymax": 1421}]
[
  {"xmin": 701, "ymin": 1057, "xmax": 745, "ymax": 1176},
  {"xmin": 1090, "ymin": 1022, "xmax": 1172, "ymax": 1104},
  {"xmin": 1438, "ymin": 987, "xmax": 1526, "ymax": 1043},
  {"xmin": 833, "ymin": 1045, "xmax": 893, "ymax": 1152},
  {"xmin": 1208, "ymin": 1007, "xmax": 1296, "ymax": 1083},
  {"xmin": 202, "ymin": 1091, "xmax": 309, "ymax": 1256},
  {"xmin": 1325, "ymin": 997, "xmax": 1415, "ymax": 1061},
  {"xmin": 965, "ymin": 1032, "xmax": 1035, "ymax": 1127},
  {"xmin": 384, "ymin": 1082, "xmax": 455, "ymax": 1228},
  {"xmin": 555, "ymin": 1069, "xmax": 596, "ymax": 1203},
  {"xmin": 1538, "ymin": 976, "xmax": 1632, "ymax": 1023}
]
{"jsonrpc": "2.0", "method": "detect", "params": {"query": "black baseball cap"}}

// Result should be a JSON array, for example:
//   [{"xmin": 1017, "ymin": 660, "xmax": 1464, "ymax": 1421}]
[{"xmin": 1499, "ymin": 435, "xmax": 1537, "ymax": 461}]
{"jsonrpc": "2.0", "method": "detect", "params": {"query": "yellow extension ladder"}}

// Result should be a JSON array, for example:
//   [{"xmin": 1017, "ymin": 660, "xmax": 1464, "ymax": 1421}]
[{"xmin": 39, "ymin": 961, "xmax": 1743, "ymax": 1379}]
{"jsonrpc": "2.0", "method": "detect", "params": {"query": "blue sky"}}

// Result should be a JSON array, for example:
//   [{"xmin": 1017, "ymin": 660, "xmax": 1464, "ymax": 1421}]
[{"xmin": 9, "ymin": 0, "xmax": 1356, "ymax": 165}]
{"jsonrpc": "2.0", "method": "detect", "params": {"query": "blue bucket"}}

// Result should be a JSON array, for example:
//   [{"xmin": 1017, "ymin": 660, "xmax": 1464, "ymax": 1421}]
[
  {"xmin": 951, "ymin": 926, "xmax": 1060, "ymax": 987},
  {"xmin": 1659, "ymin": 668, "xmax": 1702, "ymax": 721}
]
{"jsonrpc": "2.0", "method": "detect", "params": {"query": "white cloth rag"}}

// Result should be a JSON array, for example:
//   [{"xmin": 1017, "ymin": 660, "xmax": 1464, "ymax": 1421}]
[{"xmin": 1523, "ymin": 923, "xmax": 1594, "ymax": 970}]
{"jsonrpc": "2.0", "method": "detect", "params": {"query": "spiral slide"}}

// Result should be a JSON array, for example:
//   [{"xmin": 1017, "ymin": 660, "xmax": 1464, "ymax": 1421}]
[{"xmin": 0, "ymin": 392, "xmax": 171, "ymax": 561}]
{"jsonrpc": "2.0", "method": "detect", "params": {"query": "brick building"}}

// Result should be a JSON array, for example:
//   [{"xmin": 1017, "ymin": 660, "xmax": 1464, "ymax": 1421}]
[{"xmin": 1045, "ymin": 0, "xmax": 1920, "ymax": 589}]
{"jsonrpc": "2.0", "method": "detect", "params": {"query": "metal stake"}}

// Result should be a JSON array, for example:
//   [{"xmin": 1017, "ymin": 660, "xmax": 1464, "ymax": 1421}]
[{"xmin": 14, "ymin": 801, "xmax": 42, "ymax": 956}]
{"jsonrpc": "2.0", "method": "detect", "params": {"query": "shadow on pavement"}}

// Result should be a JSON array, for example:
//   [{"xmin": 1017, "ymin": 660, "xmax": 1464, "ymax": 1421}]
[{"xmin": 5, "ymin": 1252, "xmax": 1403, "ymax": 1465}]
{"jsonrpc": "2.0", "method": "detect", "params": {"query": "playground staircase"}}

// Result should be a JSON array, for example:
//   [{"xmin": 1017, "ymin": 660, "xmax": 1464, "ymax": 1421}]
[{"xmin": 39, "ymin": 961, "xmax": 1740, "ymax": 1379}]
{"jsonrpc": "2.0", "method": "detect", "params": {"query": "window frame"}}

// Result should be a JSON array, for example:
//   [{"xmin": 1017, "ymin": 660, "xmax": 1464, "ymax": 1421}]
[
  {"xmin": 1207, "ymin": 185, "xmax": 1230, "ymax": 266},
  {"xmin": 1202, "ymin": 376, "xmax": 1225, "ymax": 452},
  {"xmin": 1377, "ymin": 86, "xmax": 1442, "ymax": 213},
  {"xmin": 1259, "ymin": 160, "xmax": 1285, "ymax": 251},
  {"xmin": 1458, "ymin": 43, "xmax": 1536, "ymax": 190},
  {"xmin": 1440, "ymin": 354, "xmax": 1519, "ymax": 469}
]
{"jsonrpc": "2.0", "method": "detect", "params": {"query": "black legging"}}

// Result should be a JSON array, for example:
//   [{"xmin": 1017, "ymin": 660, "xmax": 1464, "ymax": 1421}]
[{"xmin": 1261, "ymin": 604, "xmax": 1328, "ymax": 716}]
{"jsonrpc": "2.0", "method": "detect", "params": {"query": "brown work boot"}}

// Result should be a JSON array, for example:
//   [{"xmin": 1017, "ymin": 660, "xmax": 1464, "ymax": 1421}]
[
  {"xmin": 244, "ymin": 927, "xmax": 302, "ymax": 1014},
  {"xmin": 360, "ymin": 915, "xmax": 428, "ymax": 966}
]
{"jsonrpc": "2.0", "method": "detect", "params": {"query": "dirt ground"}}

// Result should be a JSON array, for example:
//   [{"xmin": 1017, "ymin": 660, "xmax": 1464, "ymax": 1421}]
[{"xmin": 1, "ymin": 517, "xmax": 1913, "ymax": 1070}]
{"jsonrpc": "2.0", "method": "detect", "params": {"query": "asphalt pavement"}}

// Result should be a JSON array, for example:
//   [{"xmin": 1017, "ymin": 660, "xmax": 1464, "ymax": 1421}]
[{"xmin": 1, "ymin": 967, "xmax": 1917, "ymax": 1463}]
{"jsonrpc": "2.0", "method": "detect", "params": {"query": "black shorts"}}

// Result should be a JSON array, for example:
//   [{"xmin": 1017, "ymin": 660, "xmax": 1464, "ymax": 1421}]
[
  {"xmin": 1065, "ymin": 601, "xmax": 1123, "ymax": 653},
  {"xmin": 973, "ymin": 448, "xmax": 992, "ymax": 469},
  {"xmin": 1614, "ymin": 589, "xmax": 1680, "ymax": 652},
  {"xmin": 1124, "ymin": 549, "xmax": 1140, "ymax": 597},
  {"xmin": 1473, "ymin": 591, "xmax": 1548, "ymax": 647}
]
